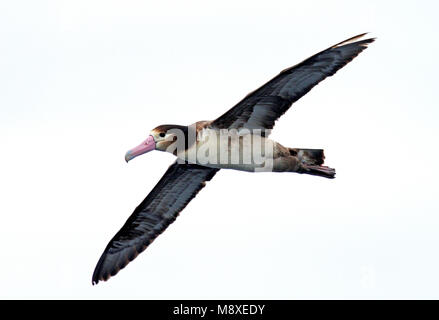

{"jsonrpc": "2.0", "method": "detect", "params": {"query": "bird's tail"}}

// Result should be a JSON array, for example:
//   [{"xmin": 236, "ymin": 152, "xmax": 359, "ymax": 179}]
[
  {"xmin": 289, "ymin": 148, "xmax": 325, "ymax": 165},
  {"xmin": 289, "ymin": 148, "xmax": 336, "ymax": 179},
  {"xmin": 302, "ymin": 165, "xmax": 336, "ymax": 179}
]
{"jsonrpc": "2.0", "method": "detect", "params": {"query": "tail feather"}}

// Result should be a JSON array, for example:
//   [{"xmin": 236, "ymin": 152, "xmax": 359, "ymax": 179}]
[
  {"xmin": 289, "ymin": 148, "xmax": 336, "ymax": 179},
  {"xmin": 303, "ymin": 165, "xmax": 336, "ymax": 179}
]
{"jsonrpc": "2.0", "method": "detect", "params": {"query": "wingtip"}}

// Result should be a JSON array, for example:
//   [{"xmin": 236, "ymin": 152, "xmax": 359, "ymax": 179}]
[
  {"xmin": 92, "ymin": 267, "xmax": 113, "ymax": 286},
  {"xmin": 92, "ymin": 273, "xmax": 109, "ymax": 286},
  {"xmin": 91, "ymin": 259, "xmax": 109, "ymax": 286},
  {"xmin": 332, "ymin": 32, "xmax": 376, "ymax": 48},
  {"xmin": 91, "ymin": 273, "xmax": 101, "ymax": 286},
  {"xmin": 92, "ymin": 262, "xmax": 102, "ymax": 286}
]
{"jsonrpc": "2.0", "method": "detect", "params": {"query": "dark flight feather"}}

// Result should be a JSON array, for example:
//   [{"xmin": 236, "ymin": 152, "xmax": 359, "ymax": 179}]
[
  {"xmin": 92, "ymin": 162, "xmax": 219, "ymax": 284},
  {"xmin": 211, "ymin": 33, "xmax": 375, "ymax": 134}
]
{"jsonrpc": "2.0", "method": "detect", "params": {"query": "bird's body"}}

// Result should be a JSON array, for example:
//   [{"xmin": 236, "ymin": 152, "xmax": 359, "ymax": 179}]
[
  {"xmin": 92, "ymin": 33, "xmax": 375, "ymax": 284},
  {"xmin": 176, "ymin": 122, "xmax": 278, "ymax": 172},
  {"xmin": 174, "ymin": 121, "xmax": 329, "ymax": 175}
]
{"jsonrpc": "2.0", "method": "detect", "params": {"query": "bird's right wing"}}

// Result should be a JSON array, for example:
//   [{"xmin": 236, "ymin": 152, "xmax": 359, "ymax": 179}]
[
  {"xmin": 211, "ymin": 33, "xmax": 375, "ymax": 134},
  {"xmin": 92, "ymin": 161, "xmax": 219, "ymax": 285}
]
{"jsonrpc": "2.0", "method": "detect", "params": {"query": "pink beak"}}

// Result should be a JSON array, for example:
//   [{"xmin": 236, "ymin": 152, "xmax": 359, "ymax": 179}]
[{"xmin": 125, "ymin": 135, "xmax": 156, "ymax": 162}]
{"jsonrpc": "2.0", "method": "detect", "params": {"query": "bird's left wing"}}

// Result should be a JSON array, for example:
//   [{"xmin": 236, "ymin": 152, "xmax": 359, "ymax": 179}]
[
  {"xmin": 92, "ymin": 161, "xmax": 219, "ymax": 285},
  {"xmin": 211, "ymin": 33, "xmax": 374, "ymax": 135}
]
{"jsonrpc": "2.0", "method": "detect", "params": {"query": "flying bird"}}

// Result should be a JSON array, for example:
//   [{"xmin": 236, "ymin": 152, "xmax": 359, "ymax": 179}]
[{"xmin": 92, "ymin": 33, "xmax": 374, "ymax": 284}]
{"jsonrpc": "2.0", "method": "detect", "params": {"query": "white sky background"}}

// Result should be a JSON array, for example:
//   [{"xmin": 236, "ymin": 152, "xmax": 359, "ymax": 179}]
[{"xmin": 0, "ymin": 0, "xmax": 438, "ymax": 299}]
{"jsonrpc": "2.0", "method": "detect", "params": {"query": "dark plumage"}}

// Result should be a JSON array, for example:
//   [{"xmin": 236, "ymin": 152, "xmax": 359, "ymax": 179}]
[
  {"xmin": 212, "ymin": 34, "xmax": 374, "ymax": 134},
  {"xmin": 92, "ymin": 162, "xmax": 218, "ymax": 284}
]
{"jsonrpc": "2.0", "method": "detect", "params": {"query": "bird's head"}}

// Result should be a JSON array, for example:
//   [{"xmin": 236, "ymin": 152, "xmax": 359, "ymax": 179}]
[{"xmin": 124, "ymin": 124, "xmax": 188, "ymax": 162}]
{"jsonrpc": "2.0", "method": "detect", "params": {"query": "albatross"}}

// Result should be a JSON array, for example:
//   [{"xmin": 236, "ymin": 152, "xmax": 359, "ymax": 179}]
[{"xmin": 92, "ymin": 33, "xmax": 374, "ymax": 284}]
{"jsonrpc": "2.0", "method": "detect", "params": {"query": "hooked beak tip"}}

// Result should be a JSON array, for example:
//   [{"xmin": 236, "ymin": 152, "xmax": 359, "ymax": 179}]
[{"xmin": 125, "ymin": 152, "xmax": 132, "ymax": 163}]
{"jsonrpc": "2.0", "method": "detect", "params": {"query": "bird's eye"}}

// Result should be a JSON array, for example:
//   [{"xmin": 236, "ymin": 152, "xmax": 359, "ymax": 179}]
[{"xmin": 159, "ymin": 132, "xmax": 166, "ymax": 138}]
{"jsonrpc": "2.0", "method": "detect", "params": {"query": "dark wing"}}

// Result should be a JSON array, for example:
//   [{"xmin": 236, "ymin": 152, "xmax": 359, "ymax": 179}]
[
  {"xmin": 92, "ymin": 161, "xmax": 219, "ymax": 285},
  {"xmin": 211, "ymin": 33, "xmax": 375, "ymax": 134}
]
